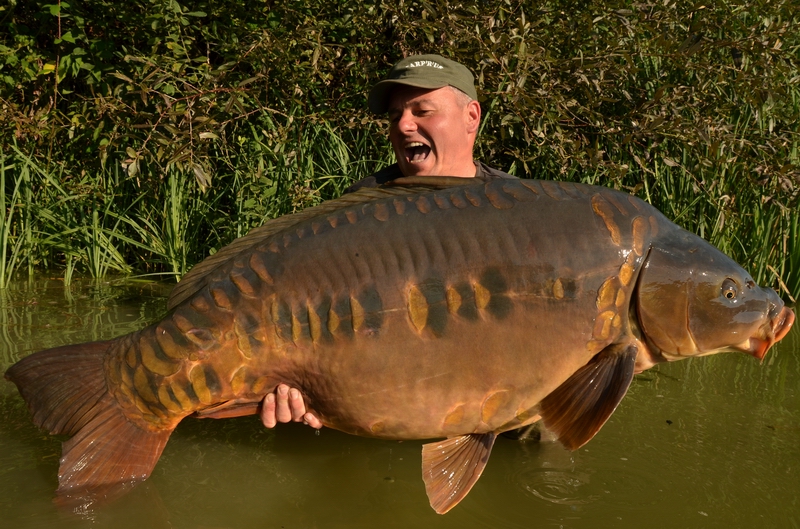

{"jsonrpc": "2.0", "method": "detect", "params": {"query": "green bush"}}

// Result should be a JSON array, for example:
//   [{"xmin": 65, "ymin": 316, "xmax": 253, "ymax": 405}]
[{"xmin": 0, "ymin": 0, "xmax": 797, "ymax": 299}]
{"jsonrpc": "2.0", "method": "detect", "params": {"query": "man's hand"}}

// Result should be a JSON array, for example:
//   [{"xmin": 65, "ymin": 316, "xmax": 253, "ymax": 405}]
[{"xmin": 261, "ymin": 384, "xmax": 323, "ymax": 429}]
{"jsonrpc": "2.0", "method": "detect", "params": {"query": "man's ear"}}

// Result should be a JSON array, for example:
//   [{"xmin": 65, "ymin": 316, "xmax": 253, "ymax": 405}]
[{"xmin": 465, "ymin": 100, "xmax": 481, "ymax": 134}]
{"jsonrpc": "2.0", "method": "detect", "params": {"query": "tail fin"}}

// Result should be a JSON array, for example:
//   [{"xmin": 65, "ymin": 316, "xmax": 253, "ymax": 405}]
[{"xmin": 5, "ymin": 340, "xmax": 173, "ymax": 495}]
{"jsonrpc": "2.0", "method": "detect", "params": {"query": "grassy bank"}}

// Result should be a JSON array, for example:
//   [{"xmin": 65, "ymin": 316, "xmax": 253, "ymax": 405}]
[{"xmin": 1, "ymin": 0, "xmax": 797, "ymax": 299}]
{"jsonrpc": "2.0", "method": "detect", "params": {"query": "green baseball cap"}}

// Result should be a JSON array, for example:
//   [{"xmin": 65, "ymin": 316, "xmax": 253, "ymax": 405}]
[{"xmin": 368, "ymin": 54, "xmax": 478, "ymax": 114}]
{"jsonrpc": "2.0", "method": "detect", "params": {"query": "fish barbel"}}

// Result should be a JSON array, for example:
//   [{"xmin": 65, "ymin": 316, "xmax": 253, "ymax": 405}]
[{"xmin": 5, "ymin": 177, "xmax": 795, "ymax": 513}]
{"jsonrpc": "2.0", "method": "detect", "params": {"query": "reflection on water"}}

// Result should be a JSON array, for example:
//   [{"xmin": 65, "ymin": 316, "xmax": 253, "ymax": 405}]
[{"xmin": 1, "ymin": 279, "xmax": 798, "ymax": 528}]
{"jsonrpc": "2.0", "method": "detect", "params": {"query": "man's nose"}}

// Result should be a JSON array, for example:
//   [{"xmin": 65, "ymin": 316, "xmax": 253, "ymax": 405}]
[{"xmin": 397, "ymin": 111, "xmax": 417, "ymax": 133}]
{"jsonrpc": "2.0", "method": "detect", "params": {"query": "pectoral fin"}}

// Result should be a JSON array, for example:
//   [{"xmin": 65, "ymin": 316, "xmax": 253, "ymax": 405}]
[
  {"xmin": 421, "ymin": 433, "xmax": 497, "ymax": 514},
  {"xmin": 540, "ymin": 342, "xmax": 637, "ymax": 450}
]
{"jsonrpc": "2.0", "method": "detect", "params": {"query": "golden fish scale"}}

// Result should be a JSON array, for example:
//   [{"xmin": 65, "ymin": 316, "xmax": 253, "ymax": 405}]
[{"xmin": 105, "ymin": 180, "xmax": 674, "ymax": 438}]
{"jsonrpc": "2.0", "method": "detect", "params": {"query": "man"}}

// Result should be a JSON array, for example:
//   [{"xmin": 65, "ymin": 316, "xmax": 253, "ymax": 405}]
[
  {"xmin": 261, "ymin": 54, "xmax": 515, "ymax": 431},
  {"xmin": 348, "ymin": 54, "xmax": 514, "ymax": 190}
]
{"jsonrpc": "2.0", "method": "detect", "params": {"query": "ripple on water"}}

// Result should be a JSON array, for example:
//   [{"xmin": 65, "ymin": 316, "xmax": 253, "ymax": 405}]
[
  {"xmin": 504, "ymin": 436, "xmax": 670, "ymax": 514},
  {"xmin": 521, "ymin": 467, "xmax": 598, "ymax": 506},
  {"xmin": 505, "ymin": 441, "xmax": 600, "ymax": 507}
]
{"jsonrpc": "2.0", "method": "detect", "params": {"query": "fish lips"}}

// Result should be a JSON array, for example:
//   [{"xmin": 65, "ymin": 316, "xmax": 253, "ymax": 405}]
[{"xmin": 736, "ymin": 306, "xmax": 795, "ymax": 361}]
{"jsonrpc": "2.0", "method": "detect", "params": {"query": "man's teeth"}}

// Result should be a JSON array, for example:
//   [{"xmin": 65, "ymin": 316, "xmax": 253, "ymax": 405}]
[{"xmin": 407, "ymin": 142, "xmax": 429, "ymax": 163}]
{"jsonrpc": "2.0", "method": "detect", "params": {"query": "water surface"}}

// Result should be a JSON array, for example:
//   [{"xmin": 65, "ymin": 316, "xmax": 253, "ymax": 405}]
[{"xmin": 1, "ymin": 279, "xmax": 798, "ymax": 528}]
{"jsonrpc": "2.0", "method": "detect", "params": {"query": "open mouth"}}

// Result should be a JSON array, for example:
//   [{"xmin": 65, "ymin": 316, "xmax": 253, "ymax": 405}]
[
  {"xmin": 405, "ymin": 142, "xmax": 431, "ymax": 164},
  {"xmin": 740, "ymin": 306, "xmax": 795, "ymax": 361}
]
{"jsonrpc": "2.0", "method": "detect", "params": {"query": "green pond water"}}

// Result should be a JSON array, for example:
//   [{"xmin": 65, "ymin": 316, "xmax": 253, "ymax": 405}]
[{"xmin": 0, "ymin": 278, "xmax": 797, "ymax": 529}]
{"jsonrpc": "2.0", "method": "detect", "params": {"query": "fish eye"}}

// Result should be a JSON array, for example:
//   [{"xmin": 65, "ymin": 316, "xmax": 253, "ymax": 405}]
[{"xmin": 721, "ymin": 278, "xmax": 738, "ymax": 300}]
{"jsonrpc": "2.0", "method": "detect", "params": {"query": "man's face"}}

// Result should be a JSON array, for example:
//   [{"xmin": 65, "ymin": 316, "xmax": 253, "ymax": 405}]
[{"xmin": 387, "ymin": 86, "xmax": 480, "ymax": 177}]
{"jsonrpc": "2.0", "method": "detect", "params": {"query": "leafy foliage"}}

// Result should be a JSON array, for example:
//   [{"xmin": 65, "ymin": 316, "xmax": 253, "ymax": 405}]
[{"xmin": 0, "ymin": 0, "xmax": 797, "ymax": 298}]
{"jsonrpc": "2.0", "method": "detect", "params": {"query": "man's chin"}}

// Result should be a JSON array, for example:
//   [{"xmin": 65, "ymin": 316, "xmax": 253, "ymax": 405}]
[{"xmin": 399, "ymin": 161, "xmax": 435, "ymax": 177}]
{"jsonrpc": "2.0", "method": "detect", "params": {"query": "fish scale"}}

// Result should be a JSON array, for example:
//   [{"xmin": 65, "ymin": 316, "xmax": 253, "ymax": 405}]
[{"xmin": 5, "ymin": 177, "xmax": 794, "ymax": 514}]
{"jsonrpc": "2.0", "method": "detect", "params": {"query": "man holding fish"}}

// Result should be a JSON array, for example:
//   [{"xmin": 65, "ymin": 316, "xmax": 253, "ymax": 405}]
[
  {"xmin": 7, "ymin": 53, "xmax": 794, "ymax": 514},
  {"xmin": 261, "ymin": 54, "xmax": 514, "ymax": 431}
]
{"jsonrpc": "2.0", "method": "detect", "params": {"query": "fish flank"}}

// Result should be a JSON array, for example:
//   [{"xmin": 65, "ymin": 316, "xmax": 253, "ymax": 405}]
[
  {"xmin": 327, "ymin": 304, "xmax": 341, "ymax": 334},
  {"xmin": 592, "ymin": 195, "xmax": 622, "ymax": 246},
  {"xmin": 185, "ymin": 327, "xmax": 215, "ymax": 349},
  {"xmin": 480, "ymin": 268, "xmax": 513, "ymax": 320},
  {"xmin": 446, "ymin": 287, "xmax": 462, "ymax": 314},
  {"xmin": 484, "ymin": 182, "xmax": 515, "ymax": 209},
  {"xmin": 408, "ymin": 285, "xmax": 429, "ymax": 332},
  {"xmin": 190, "ymin": 295, "xmax": 210, "ymax": 312},
  {"xmin": 443, "ymin": 404, "xmax": 465, "ymax": 428},
  {"xmin": 596, "ymin": 277, "xmax": 619, "ymax": 311},
  {"xmin": 133, "ymin": 365, "xmax": 159, "ymax": 405},
  {"xmin": 291, "ymin": 312, "xmax": 305, "ymax": 343},
  {"xmin": 158, "ymin": 385, "xmax": 183, "ymax": 413},
  {"xmin": 210, "ymin": 287, "xmax": 234, "ymax": 310},
  {"xmin": 189, "ymin": 365, "xmax": 213, "ymax": 405},
  {"xmin": 540, "ymin": 180, "xmax": 567, "ymax": 200},
  {"xmin": 252, "ymin": 376, "xmax": 270, "ymax": 394},
  {"xmin": 308, "ymin": 303, "xmax": 322, "ymax": 342},
  {"xmin": 474, "ymin": 282, "xmax": 490, "ymax": 310},
  {"xmin": 518, "ymin": 180, "xmax": 541, "ymax": 195},
  {"xmin": 350, "ymin": 296, "xmax": 365, "ymax": 332},
  {"xmin": 593, "ymin": 310, "xmax": 617, "ymax": 341},
  {"xmin": 433, "ymin": 193, "xmax": 452, "ymax": 209},
  {"xmin": 140, "ymin": 340, "xmax": 180, "ymax": 376},
  {"xmin": 454, "ymin": 283, "xmax": 479, "ymax": 320},
  {"xmin": 553, "ymin": 278, "xmax": 565, "ymax": 299},
  {"xmin": 481, "ymin": 390, "xmax": 511, "ymax": 424},
  {"xmin": 230, "ymin": 270, "xmax": 256, "ymax": 297},
  {"xmin": 604, "ymin": 192, "xmax": 629, "ymax": 215},
  {"xmin": 230, "ymin": 367, "xmax": 247, "ymax": 395},
  {"xmin": 373, "ymin": 202, "xmax": 390, "ymax": 221},
  {"xmin": 234, "ymin": 319, "xmax": 253, "ymax": 359},
  {"xmin": 270, "ymin": 296, "xmax": 293, "ymax": 343},
  {"xmin": 502, "ymin": 181, "xmax": 539, "ymax": 201},
  {"xmin": 416, "ymin": 196, "xmax": 433, "ymax": 214},
  {"xmin": 464, "ymin": 188, "xmax": 483, "ymax": 207},
  {"xmin": 618, "ymin": 253, "xmax": 636, "ymax": 286},
  {"xmin": 125, "ymin": 345, "xmax": 138, "ymax": 369},
  {"xmin": 449, "ymin": 190, "xmax": 470, "ymax": 209},
  {"xmin": 649, "ymin": 215, "xmax": 659, "ymax": 237},
  {"xmin": 169, "ymin": 381, "xmax": 195, "ymax": 410},
  {"xmin": 631, "ymin": 216, "xmax": 649, "ymax": 256},
  {"xmin": 172, "ymin": 313, "xmax": 196, "ymax": 333}
]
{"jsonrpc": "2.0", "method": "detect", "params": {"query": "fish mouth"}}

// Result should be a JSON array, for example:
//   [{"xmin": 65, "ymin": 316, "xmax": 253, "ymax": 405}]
[
  {"xmin": 404, "ymin": 141, "xmax": 431, "ymax": 164},
  {"xmin": 737, "ymin": 306, "xmax": 795, "ymax": 361}
]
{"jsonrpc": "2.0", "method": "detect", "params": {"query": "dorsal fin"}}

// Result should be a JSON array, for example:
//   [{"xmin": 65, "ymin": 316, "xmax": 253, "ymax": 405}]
[
  {"xmin": 387, "ymin": 176, "xmax": 481, "ymax": 189},
  {"xmin": 166, "ymin": 186, "xmax": 427, "ymax": 310}
]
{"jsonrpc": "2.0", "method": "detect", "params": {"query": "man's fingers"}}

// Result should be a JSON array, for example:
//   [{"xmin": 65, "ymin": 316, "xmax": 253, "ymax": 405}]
[
  {"xmin": 261, "ymin": 393, "xmax": 277, "ymax": 428},
  {"xmin": 262, "ymin": 384, "xmax": 324, "ymax": 430},
  {"xmin": 288, "ymin": 388, "xmax": 306, "ymax": 422},
  {"xmin": 275, "ymin": 384, "xmax": 293, "ymax": 423},
  {"xmin": 304, "ymin": 413, "xmax": 323, "ymax": 429}
]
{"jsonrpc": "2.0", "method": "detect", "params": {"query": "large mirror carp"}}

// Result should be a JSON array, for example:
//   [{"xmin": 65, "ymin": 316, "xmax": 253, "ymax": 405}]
[{"xmin": 6, "ymin": 177, "xmax": 795, "ymax": 513}]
